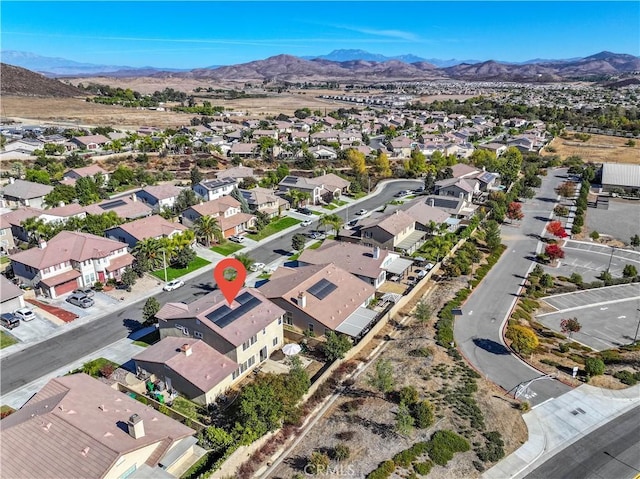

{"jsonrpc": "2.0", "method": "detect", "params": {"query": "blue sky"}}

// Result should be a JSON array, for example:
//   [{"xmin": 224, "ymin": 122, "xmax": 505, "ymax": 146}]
[{"xmin": 2, "ymin": 1, "xmax": 638, "ymax": 68}]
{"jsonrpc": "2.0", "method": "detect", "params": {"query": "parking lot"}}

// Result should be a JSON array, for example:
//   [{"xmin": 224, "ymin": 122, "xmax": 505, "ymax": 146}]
[
  {"xmin": 546, "ymin": 240, "xmax": 640, "ymax": 282},
  {"xmin": 586, "ymin": 198, "xmax": 640, "ymax": 243},
  {"xmin": 538, "ymin": 284, "xmax": 640, "ymax": 351}
]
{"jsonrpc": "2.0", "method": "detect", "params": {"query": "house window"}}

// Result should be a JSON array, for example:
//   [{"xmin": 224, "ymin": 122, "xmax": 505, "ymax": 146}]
[
  {"xmin": 194, "ymin": 331, "xmax": 203, "ymax": 339},
  {"xmin": 308, "ymin": 323, "xmax": 314, "ymax": 333},
  {"xmin": 182, "ymin": 327, "xmax": 189, "ymax": 336},
  {"xmin": 278, "ymin": 317, "xmax": 282, "ymax": 325},
  {"xmin": 284, "ymin": 312, "xmax": 293, "ymax": 325},
  {"xmin": 263, "ymin": 328, "xmax": 266, "ymax": 335},
  {"xmin": 273, "ymin": 337, "xmax": 278, "ymax": 347}
]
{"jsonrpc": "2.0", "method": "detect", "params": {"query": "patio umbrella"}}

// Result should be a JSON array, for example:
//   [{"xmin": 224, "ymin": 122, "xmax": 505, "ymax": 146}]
[{"xmin": 282, "ymin": 343, "xmax": 302, "ymax": 356}]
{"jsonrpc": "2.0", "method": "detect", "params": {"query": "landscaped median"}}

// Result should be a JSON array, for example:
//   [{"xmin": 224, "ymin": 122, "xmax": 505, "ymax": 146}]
[
  {"xmin": 246, "ymin": 217, "xmax": 301, "ymax": 241},
  {"xmin": 151, "ymin": 256, "xmax": 211, "ymax": 281}
]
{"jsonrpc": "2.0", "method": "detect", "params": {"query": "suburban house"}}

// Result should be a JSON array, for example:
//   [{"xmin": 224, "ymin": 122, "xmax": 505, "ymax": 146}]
[
  {"xmin": 61, "ymin": 164, "xmax": 109, "ymax": 187},
  {"xmin": 135, "ymin": 184, "xmax": 183, "ymax": 212},
  {"xmin": 477, "ymin": 142, "xmax": 508, "ymax": 157},
  {"xmin": 181, "ymin": 196, "xmax": 255, "ymax": 238},
  {"xmin": 192, "ymin": 178, "xmax": 237, "ymax": 202},
  {"xmin": 297, "ymin": 239, "xmax": 398, "ymax": 289},
  {"xmin": 105, "ymin": 215, "xmax": 188, "ymax": 249},
  {"xmin": 0, "ymin": 179, "xmax": 53, "ymax": 209},
  {"xmin": 38, "ymin": 203, "xmax": 87, "ymax": 224},
  {"xmin": 389, "ymin": 137, "xmax": 415, "ymax": 158},
  {"xmin": 229, "ymin": 143, "xmax": 258, "ymax": 158},
  {"xmin": 341, "ymin": 210, "xmax": 424, "ymax": 255},
  {"xmin": 134, "ymin": 337, "xmax": 238, "ymax": 406},
  {"xmin": 308, "ymin": 145, "xmax": 338, "ymax": 160},
  {"xmin": 0, "ymin": 373, "xmax": 199, "ymax": 479},
  {"xmin": 277, "ymin": 173, "xmax": 350, "ymax": 205},
  {"xmin": 434, "ymin": 177, "xmax": 480, "ymax": 202},
  {"xmin": 600, "ymin": 163, "xmax": 640, "ymax": 194},
  {"xmin": 215, "ymin": 165, "xmax": 255, "ymax": 181},
  {"xmin": 396, "ymin": 199, "xmax": 452, "ymax": 232},
  {"xmin": 70, "ymin": 134, "xmax": 110, "ymax": 150},
  {"xmin": 9, "ymin": 231, "xmax": 133, "ymax": 298},
  {"xmin": 0, "ymin": 275, "xmax": 25, "ymax": 312},
  {"xmin": 422, "ymin": 195, "xmax": 478, "ymax": 220},
  {"xmin": 0, "ymin": 206, "xmax": 43, "ymax": 250},
  {"xmin": 240, "ymin": 187, "xmax": 290, "ymax": 218},
  {"xmin": 156, "ymin": 288, "xmax": 286, "ymax": 385},
  {"xmin": 259, "ymin": 263, "xmax": 377, "ymax": 338},
  {"xmin": 0, "ymin": 138, "xmax": 44, "ymax": 160},
  {"xmin": 84, "ymin": 196, "xmax": 153, "ymax": 221},
  {"xmin": 448, "ymin": 163, "xmax": 500, "ymax": 192}
]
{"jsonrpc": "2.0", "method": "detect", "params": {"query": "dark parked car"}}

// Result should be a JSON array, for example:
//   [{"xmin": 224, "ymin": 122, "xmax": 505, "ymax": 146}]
[
  {"xmin": 1, "ymin": 313, "xmax": 20, "ymax": 330},
  {"xmin": 299, "ymin": 208, "xmax": 313, "ymax": 215}
]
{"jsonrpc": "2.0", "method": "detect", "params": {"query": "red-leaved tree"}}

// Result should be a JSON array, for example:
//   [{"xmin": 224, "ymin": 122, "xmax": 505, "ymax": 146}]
[
  {"xmin": 545, "ymin": 243, "xmax": 565, "ymax": 261},
  {"xmin": 506, "ymin": 202, "xmax": 524, "ymax": 222},
  {"xmin": 560, "ymin": 317, "xmax": 582, "ymax": 338},
  {"xmin": 546, "ymin": 220, "xmax": 568, "ymax": 238}
]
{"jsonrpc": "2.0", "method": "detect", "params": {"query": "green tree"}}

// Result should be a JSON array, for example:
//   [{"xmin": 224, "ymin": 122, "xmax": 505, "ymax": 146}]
[
  {"xmin": 230, "ymin": 187, "xmax": 251, "ymax": 213},
  {"xmin": 584, "ymin": 357, "xmax": 605, "ymax": 376},
  {"xmin": 173, "ymin": 246, "xmax": 196, "ymax": 269},
  {"xmin": 292, "ymin": 233, "xmax": 307, "ymax": 251},
  {"xmin": 25, "ymin": 169, "xmax": 51, "ymax": 185},
  {"xmin": 319, "ymin": 213, "xmax": 343, "ymax": 235},
  {"xmin": 198, "ymin": 426, "xmax": 234, "ymax": 455},
  {"xmin": 322, "ymin": 331, "xmax": 352, "ymax": 361},
  {"xmin": 623, "ymin": 264, "xmax": 638, "ymax": 278},
  {"xmin": 308, "ymin": 451, "xmax": 330, "ymax": 475},
  {"xmin": 289, "ymin": 189, "xmax": 311, "ymax": 208},
  {"xmin": 142, "ymin": 297, "xmax": 161, "ymax": 324},
  {"xmin": 120, "ymin": 267, "xmax": 137, "ymax": 289},
  {"xmin": 367, "ymin": 358, "xmax": 395, "ymax": 395},
  {"xmin": 194, "ymin": 216, "xmax": 222, "ymax": 247},
  {"xmin": 374, "ymin": 151, "xmax": 392, "ymax": 177},
  {"xmin": 234, "ymin": 252, "xmax": 254, "ymax": 271},
  {"xmin": 133, "ymin": 238, "xmax": 165, "ymax": 271},
  {"xmin": 414, "ymin": 299, "xmax": 432, "ymax": 325},
  {"xmin": 497, "ymin": 147, "xmax": 523, "ymax": 186},
  {"xmin": 484, "ymin": 220, "xmax": 502, "ymax": 251},
  {"xmin": 405, "ymin": 149, "xmax": 427, "ymax": 175},
  {"xmin": 109, "ymin": 165, "xmax": 135, "ymax": 189},
  {"xmin": 631, "ymin": 234, "xmax": 640, "ymax": 248},
  {"xmin": 399, "ymin": 385, "xmax": 419, "ymax": 406},
  {"xmin": 233, "ymin": 380, "xmax": 284, "ymax": 443},
  {"xmin": 413, "ymin": 400, "xmax": 435, "ymax": 428},
  {"xmin": 44, "ymin": 184, "xmax": 77, "ymax": 208},
  {"xmin": 75, "ymin": 176, "xmax": 101, "ymax": 205},
  {"xmin": 174, "ymin": 189, "xmax": 199, "ymax": 213},
  {"xmin": 190, "ymin": 166, "xmax": 203, "ymax": 186},
  {"xmin": 395, "ymin": 400, "xmax": 415, "ymax": 436},
  {"xmin": 83, "ymin": 212, "xmax": 122, "ymax": 235}
]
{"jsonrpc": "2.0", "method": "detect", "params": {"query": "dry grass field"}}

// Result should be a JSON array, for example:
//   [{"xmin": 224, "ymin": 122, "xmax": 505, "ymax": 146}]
[{"xmin": 543, "ymin": 133, "xmax": 640, "ymax": 165}]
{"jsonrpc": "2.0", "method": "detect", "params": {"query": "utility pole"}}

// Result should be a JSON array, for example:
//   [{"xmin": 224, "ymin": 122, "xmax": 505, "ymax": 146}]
[
  {"xmin": 633, "ymin": 307, "xmax": 640, "ymax": 344},
  {"xmin": 162, "ymin": 249, "xmax": 168, "ymax": 283},
  {"xmin": 606, "ymin": 246, "xmax": 616, "ymax": 274}
]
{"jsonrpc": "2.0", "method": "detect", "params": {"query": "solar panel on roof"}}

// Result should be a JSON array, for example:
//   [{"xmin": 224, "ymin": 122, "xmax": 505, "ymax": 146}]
[
  {"xmin": 100, "ymin": 199, "xmax": 127, "ymax": 210},
  {"xmin": 281, "ymin": 177, "xmax": 297, "ymax": 184},
  {"xmin": 307, "ymin": 278, "xmax": 337, "ymax": 300},
  {"xmin": 204, "ymin": 292, "xmax": 261, "ymax": 328}
]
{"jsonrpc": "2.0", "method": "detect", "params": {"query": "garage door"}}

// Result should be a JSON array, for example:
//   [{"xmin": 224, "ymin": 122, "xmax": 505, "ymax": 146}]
[{"xmin": 55, "ymin": 279, "xmax": 78, "ymax": 296}]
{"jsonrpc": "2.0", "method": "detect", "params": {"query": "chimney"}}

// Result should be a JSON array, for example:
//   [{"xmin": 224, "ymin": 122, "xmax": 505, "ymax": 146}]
[
  {"xmin": 58, "ymin": 201, "xmax": 65, "ymax": 207},
  {"xmin": 373, "ymin": 246, "xmax": 380, "ymax": 259},
  {"xmin": 298, "ymin": 291, "xmax": 307, "ymax": 309},
  {"xmin": 8, "ymin": 177, "xmax": 15, "ymax": 184},
  {"xmin": 38, "ymin": 239, "xmax": 47, "ymax": 249},
  {"xmin": 131, "ymin": 194, "xmax": 137, "ymax": 202},
  {"xmin": 181, "ymin": 343, "xmax": 192, "ymax": 357},
  {"xmin": 429, "ymin": 199, "xmax": 434, "ymax": 207},
  {"xmin": 127, "ymin": 414, "xmax": 145, "ymax": 439}
]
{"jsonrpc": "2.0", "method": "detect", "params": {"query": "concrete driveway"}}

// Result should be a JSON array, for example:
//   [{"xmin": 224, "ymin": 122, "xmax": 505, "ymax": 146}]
[
  {"xmin": 5, "ymin": 311, "xmax": 59, "ymax": 343},
  {"xmin": 49, "ymin": 291, "xmax": 121, "ymax": 319}
]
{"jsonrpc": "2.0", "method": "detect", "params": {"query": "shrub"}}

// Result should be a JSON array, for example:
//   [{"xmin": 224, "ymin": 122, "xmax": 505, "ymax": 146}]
[
  {"xmin": 99, "ymin": 363, "xmax": 115, "ymax": 378},
  {"xmin": 569, "ymin": 273, "xmax": 583, "ymax": 285},
  {"xmin": 332, "ymin": 443, "xmax": 351, "ymax": 461},
  {"xmin": 336, "ymin": 431, "xmax": 356, "ymax": 441},
  {"xmin": 413, "ymin": 460, "xmax": 433, "ymax": 475},
  {"xmin": 308, "ymin": 451, "xmax": 330, "ymax": 475},
  {"xmin": 409, "ymin": 347, "xmax": 433, "ymax": 358},
  {"xmin": 505, "ymin": 324, "xmax": 539, "ymax": 354},
  {"xmin": 413, "ymin": 400, "xmax": 435, "ymax": 429},
  {"xmin": 613, "ymin": 370, "xmax": 640, "ymax": 386},
  {"xmin": 399, "ymin": 386, "xmax": 420, "ymax": 406},
  {"xmin": 519, "ymin": 401, "xmax": 531, "ymax": 412},
  {"xmin": 600, "ymin": 350, "xmax": 622, "ymax": 364},
  {"xmin": 366, "ymin": 460, "xmax": 396, "ymax": 479},
  {"xmin": 584, "ymin": 357, "xmax": 605, "ymax": 376},
  {"xmin": 559, "ymin": 343, "xmax": 570, "ymax": 353},
  {"xmin": 476, "ymin": 431, "xmax": 505, "ymax": 463}
]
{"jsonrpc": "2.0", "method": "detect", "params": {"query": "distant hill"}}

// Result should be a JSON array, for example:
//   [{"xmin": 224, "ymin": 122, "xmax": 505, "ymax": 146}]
[
  {"xmin": 304, "ymin": 49, "xmax": 481, "ymax": 67},
  {"xmin": 0, "ymin": 63, "xmax": 83, "ymax": 97}
]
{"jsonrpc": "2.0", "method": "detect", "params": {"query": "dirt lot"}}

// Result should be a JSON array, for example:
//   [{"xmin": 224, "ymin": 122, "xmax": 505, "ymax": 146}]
[
  {"xmin": 543, "ymin": 133, "xmax": 640, "ymax": 165},
  {"xmin": 269, "ymin": 277, "xmax": 527, "ymax": 479}
]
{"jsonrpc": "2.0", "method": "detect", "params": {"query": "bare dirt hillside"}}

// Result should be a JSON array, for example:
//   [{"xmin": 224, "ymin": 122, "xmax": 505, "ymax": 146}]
[{"xmin": 1, "ymin": 63, "xmax": 83, "ymax": 97}]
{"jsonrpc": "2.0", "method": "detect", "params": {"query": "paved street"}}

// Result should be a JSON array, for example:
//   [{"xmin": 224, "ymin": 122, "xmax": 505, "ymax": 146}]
[
  {"xmin": 0, "ymin": 180, "xmax": 422, "ymax": 396},
  {"xmin": 524, "ymin": 405, "xmax": 640, "ymax": 479},
  {"xmin": 455, "ymin": 169, "xmax": 573, "ymax": 405}
]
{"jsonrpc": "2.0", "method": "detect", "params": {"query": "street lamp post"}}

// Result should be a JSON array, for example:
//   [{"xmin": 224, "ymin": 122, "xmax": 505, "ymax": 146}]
[
  {"xmin": 606, "ymin": 246, "xmax": 616, "ymax": 274},
  {"xmin": 633, "ymin": 308, "xmax": 640, "ymax": 344},
  {"xmin": 162, "ymin": 249, "xmax": 168, "ymax": 283}
]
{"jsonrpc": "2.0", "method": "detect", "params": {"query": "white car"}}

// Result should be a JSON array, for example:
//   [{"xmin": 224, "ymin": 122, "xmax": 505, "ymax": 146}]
[
  {"xmin": 163, "ymin": 279, "xmax": 185, "ymax": 291},
  {"xmin": 300, "ymin": 219, "xmax": 312, "ymax": 227},
  {"xmin": 250, "ymin": 262, "xmax": 266, "ymax": 272},
  {"xmin": 229, "ymin": 235, "xmax": 245, "ymax": 243},
  {"xmin": 13, "ymin": 308, "xmax": 35, "ymax": 322},
  {"xmin": 355, "ymin": 209, "xmax": 368, "ymax": 215}
]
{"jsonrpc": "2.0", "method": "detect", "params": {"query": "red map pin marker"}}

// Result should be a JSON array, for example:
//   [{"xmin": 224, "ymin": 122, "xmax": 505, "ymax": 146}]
[{"xmin": 214, "ymin": 258, "xmax": 247, "ymax": 305}]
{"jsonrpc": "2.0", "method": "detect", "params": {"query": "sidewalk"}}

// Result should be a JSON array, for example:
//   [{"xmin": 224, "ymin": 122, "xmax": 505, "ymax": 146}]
[{"xmin": 483, "ymin": 384, "xmax": 640, "ymax": 479}]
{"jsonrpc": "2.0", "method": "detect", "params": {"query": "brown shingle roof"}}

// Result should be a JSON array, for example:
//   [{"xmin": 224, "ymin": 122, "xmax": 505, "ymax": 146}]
[
  {"xmin": 83, "ymin": 196, "xmax": 152, "ymax": 220},
  {"xmin": 108, "ymin": 215, "xmax": 187, "ymax": 241},
  {"xmin": 134, "ymin": 338, "xmax": 237, "ymax": 394},
  {"xmin": 297, "ymin": 240, "xmax": 389, "ymax": 280},
  {"xmin": 138, "ymin": 184, "xmax": 183, "ymax": 201},
  {"xmin": 0, "ymin": 275, "xmax": 23, "ymax": 302},
  {"xmin": 0, "ymin": 373, "xmax": 194, "ymax": 479},
  {"xmin": 0, "ymin": 179, "xmax": 53, "ymax": 199},
  {"xmin": 0, "ymin": 206, "xmax": 42, "ymax": 229},
  {"xmin": 157, "ymin": 288, "xmax": 285, "ymax": 347},
  {"xmin": 258, "ymin": 264, "xmax": 375, "ymax": 330},
  {"xmin": 399, "ymin": 199, "xmax": 450, "ymax": 225},
  {"xmin": 65, "ymin": 165, "xmax": 108, "ymax": 178},
  {"xmin": 9, "ymin": 231, "xmax": 127, "ymax": 269},
  {"xmin": 188, "ymin": 196, "xmax": 240, "ymax": 218},
  {"xmin": 364, "ymin": 210, "xmax": 415, "ymax": 236}
]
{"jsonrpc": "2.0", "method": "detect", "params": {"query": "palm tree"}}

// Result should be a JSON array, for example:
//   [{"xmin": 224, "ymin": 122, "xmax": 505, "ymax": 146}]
[
  {"xmin": 289, "ymin": 189, "xmax": 311, "ymax": 208},
  {"xmin": 194, "ymin": 216, "xmax": 222, "ymax": 247},
  {"xmin": 319, "ymin": 213, "xmax": 344, "ymax": 236},
  {"xmin": 234, "ymin": 252, "xmax": 254, "ymax": 271},
  {"xmin": 132, "ymin": 238, "xmax": 164, "ymax": 271},
  {"xmin": 170, "ymin": 230, "xmax": 195, "ymax": 250}
]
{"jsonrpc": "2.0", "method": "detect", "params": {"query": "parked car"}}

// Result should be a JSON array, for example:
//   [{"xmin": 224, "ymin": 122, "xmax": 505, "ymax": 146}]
[
  {"xmin": 73, "ymin": 287, "xmax": 94, "ymax": 298},
  {"xmin": 415, "ymin": 269, "xmax": 429, "ymax": 279},
  {"xmin": 163, "ymin": 279, "xmax": 185, "ymax": 291},
  {"xmin": 298, "ymin": 208, "xmax": 313, "ymax": 215},
  {"xmin": 13, "ymin": 308, "xmax": 36, "ymax": 322},
  {"xmin": 250, "ymin": 262, "xmax": 266, "ymax": 272},
  {"xmin": 355, "ymin": 208, "xmax": 368, "ymax": 215},
  {"xmin": 1, "ymin": 313, "xmax": 20, "ymax": 330},
  {"xmin": 229, "ymin": 235, "xmax": 245, "ymax": 243},
  {"xmin": 66, "ymin": 293, "xmax": 94, "ymax": 308},
  {"xmin": 300, "ymin": 219, "xmax": 312, "ymax": 227},
  {"xmin": 394, "ymin": 191, "xmax": 406, "ymax": 198}
]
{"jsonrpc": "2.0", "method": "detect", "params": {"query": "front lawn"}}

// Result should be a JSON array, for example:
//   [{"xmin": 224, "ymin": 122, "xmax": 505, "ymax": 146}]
[
  {"xmin": 308, "ymin": 241, "xmax": 323, "ymax": 250},
  {"xmin": 310, "ymin": 210, "xmax": 323, "ymax": 216},
  {"xmin": 210, "ymin": 242, "xmax": 245, "ymax": 256},
  {"xmin": 0, "ymin": 256, "xmax": 9, "ymax": 265},
  {"xmin": 247, "ymin": 217, "xmax": 301, "ymax": 241},
  {"xmin": 351, "ymin": 192, "xmax": 367, "ymax": 199},
  {"xmin": 152, "ymin": 256, "xmax": 211, "ymax": 281},
  {"xmin": 323, "ymin": 203, "xmax": 337, "ymax": 210},
  {"xmin": 0, "ymin": 331, "xmax": 17, "ymax": 349}
]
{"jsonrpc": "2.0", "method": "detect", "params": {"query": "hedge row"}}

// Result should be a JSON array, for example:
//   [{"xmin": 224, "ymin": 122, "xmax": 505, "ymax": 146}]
[
  {"xmin": 571, "ymin": 180, "xmax": 589, "ymax": 235},
  {"xmin": 436, "ymin": 245, "xmax": 507, "ymax": 347}
]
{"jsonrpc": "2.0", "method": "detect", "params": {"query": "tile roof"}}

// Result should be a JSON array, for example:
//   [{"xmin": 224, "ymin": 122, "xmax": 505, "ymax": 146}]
[
  {"xmin": 65, "ymin": 165, "xmax": 108, "ymax": 178},
  {"xmin": 198, "ymin": 178, "xmax": 237, "ymax": 191},
  {"xmin": 188, "ymin": 196, "xmax": 240, "ymax": 217},
  {"xmin": 137, "ymin": 184, "xmax": 183, "ymax": 201},
  {"xmin": 157, "ymin": 288, "xmax": 285, "ymax": 347},
  {"xmin": 0, "ymin": 373, "xmax": 194, "ymax": 479},
  {"xmin": 0, "ymin": 179, "xmax": 54, "ymax": 199},
  {"xmin": 307, "ymin": 173, "xmax": 350, "ymax": 190},
  {"xmin": 40, "ymin": 203, "xmax": 86, "ymax": 218},
  {"xmin": 258, "ymin": 263, "xmax": 375, "ymax": 330},
  {"xmin": 39, "ymin": 269, "xmax": 81, "ymax": 287},
  {"xmin": 72, "ymin": 134, "xmax": 110, "ymax": 146},
  {"xmin": 450, "ymin": 163, "xmax": 481, "ymax": 179},
  {"xmin": 83, "ymin": 196, "xmax": 152, "ymax": 220},
  {"xmin": 215, "ymin": 166, "xmax": 254, "ymax": 179},
  {"xmin": 240, "ymin": 187, "xmax": 280, "ymax": 207},
  {"xmin": 0, "ymin": 206, "xmax": 42, "ymax": 229},
  {"xmin": 108, "ymin": 215, "xmax": 187, "ymax": 241},
  {"xmin": 0, "ymin": 275, "xmax": 23, "ymax": 302},
  {"xmin": 9, "ymin": 231, "xmax": 128, "ymax": 269},
  {"xmin": 398, "ymin": 199, "xmax": 451, "ymax": 225},
  {"xmin": 219, "ymin": 212, "xmax": 255, "ymax": 232},
  {"xmin": 297, "ymin": 239, "xmax": 390, "ymax": 280},
  {"xmin": 364, "ymin": 210, "xmax": 415, "ymax": 236},
  {"xmin": 104, "ymin": 253, "xmax": 135, "ymax": 273},
  {"xmin": 134, "ymin": 337, "xmax": 237, "ymax": 394},
  {"xmin": 435, "ymin": 177, "xmax": 477, "ymax": 193}
]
